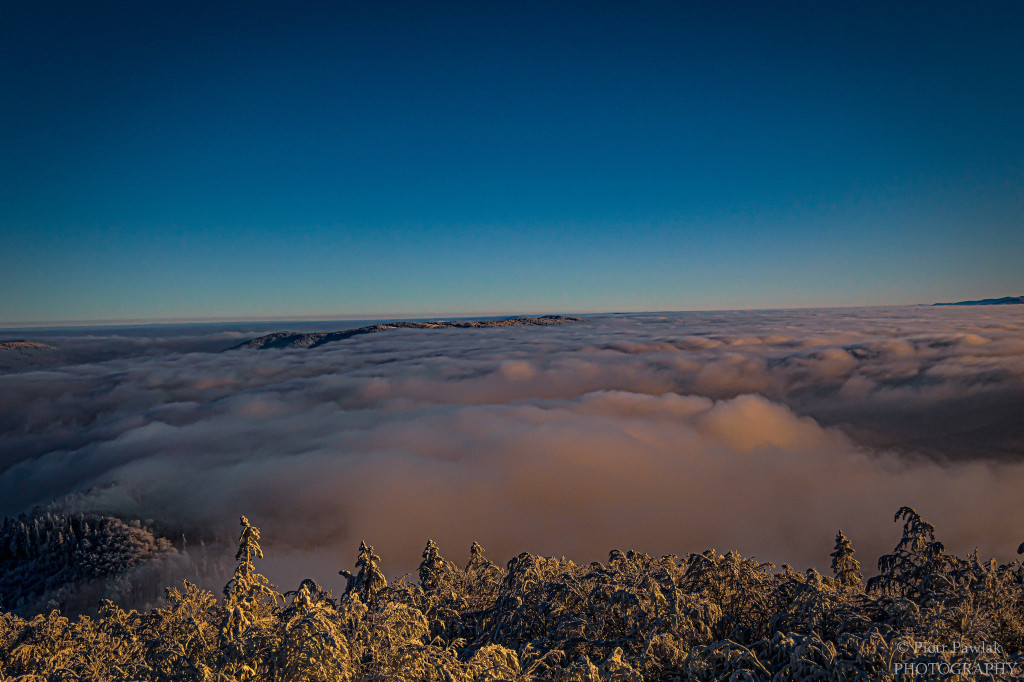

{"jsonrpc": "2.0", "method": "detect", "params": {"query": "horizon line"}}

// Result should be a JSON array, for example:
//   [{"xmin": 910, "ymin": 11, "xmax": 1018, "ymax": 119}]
[{"xmin": 0, "ymin": 301, "xmax": 932, "ymax": 330}]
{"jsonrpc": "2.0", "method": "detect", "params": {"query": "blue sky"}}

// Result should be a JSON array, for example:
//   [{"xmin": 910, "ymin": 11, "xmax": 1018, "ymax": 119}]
[{"xmin": 2, "ymin": 1, "xmax": 1023, "ymax": 323}]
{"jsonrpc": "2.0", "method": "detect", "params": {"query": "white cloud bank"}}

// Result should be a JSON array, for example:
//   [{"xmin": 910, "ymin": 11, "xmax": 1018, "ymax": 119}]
[{"xmin": 2, "ymin": 306, "xmax": 1024, "ymax": 587}]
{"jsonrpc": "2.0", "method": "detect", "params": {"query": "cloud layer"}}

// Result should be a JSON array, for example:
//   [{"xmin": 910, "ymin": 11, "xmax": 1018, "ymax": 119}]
[{"xmin": 2, "ymin": 306, "xmax": 1024, "ymax": 587}]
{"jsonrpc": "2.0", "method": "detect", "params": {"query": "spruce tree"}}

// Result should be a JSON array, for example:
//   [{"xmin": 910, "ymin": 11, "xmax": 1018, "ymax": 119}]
[
  {"xmin": 418, "ymin": 540, "xmax": 450, "ymax": 596},
  {"xmin": 830, "ymin": 530, "xmax": 863, "ymax": 590},
  {"xmin": 339, "ymin": 541, "xmax": 387, "ymax": 602},
  {"xmin": 219, "ymin": 516, "xmax": 281, "ymax": 679}
]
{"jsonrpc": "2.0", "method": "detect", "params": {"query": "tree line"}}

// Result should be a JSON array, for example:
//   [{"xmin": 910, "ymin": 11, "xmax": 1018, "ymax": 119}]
[{"xmin": 2, "ymin": 508, "xmax": 1023, "ymax": 680}]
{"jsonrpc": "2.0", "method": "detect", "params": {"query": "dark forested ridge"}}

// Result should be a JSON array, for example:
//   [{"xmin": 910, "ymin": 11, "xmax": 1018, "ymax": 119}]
[
  {"xmin": 230, "ymin": 315, "xmax": 586, "ymax": 350},
  {"xmin": 2, "ymin": 509, "xmax": 1024, "ymax": 680},
  {"xmin": 0, "ymin": 510, "xmax": 223, "ymax": 618},
  {"xmin": 933, "ymin": 296, "xmax": 1024, "ymax": 306}
]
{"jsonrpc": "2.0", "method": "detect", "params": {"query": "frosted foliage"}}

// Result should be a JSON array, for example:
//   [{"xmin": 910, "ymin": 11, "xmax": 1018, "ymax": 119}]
[
  {"xmin": 0, "ymin": 511, "xmax": 185, "ymax": 615},
  {"xmin": 2, "ymin": 511, "xmax": 1024, "ymax": 679}
]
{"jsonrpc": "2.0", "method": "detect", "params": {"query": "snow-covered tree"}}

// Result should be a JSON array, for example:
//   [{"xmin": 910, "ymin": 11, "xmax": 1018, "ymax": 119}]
[
  {"xmin": 830, "ymin": 530, "xmax": 863, "ymax": 590},
  {"xmin": 274, "ymin": 580, "xmax": 353, "ymax": 681},
  {"xmin": 218, "ymin": 516, "xmax": 281, "ymax": 679},
  {"xmin": 339, "ymin": 541, "xmax": 387, "ymax": 603}
]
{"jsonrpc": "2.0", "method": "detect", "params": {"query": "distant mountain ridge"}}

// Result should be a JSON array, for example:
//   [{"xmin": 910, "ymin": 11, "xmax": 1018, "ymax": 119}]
[
  {"xmin": 0, "ymin": 340, "xmax": 56, "ymax": 351},
  {"xmin": 230, "ymin": 315, "xmax": 586, "ymax": 350},
  {"xmin": 933, "ymin": 296, "xmax": 1024, "ymax": 306},
  {"xmin": 0, "ymin": 340, "xmax": 59, "ymax": 370}
]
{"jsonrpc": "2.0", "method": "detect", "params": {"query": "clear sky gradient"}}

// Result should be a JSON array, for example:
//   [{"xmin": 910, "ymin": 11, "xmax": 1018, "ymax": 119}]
[{"xmin": 2, "ymin": 1, "xmax": 1023, "ymax": 324}]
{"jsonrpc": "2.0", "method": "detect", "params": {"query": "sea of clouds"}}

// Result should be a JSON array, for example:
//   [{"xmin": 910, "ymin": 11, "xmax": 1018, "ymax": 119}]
[{"xmin": 2, "ymin": 306, "xmax": 1024, "ymax": 588}]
